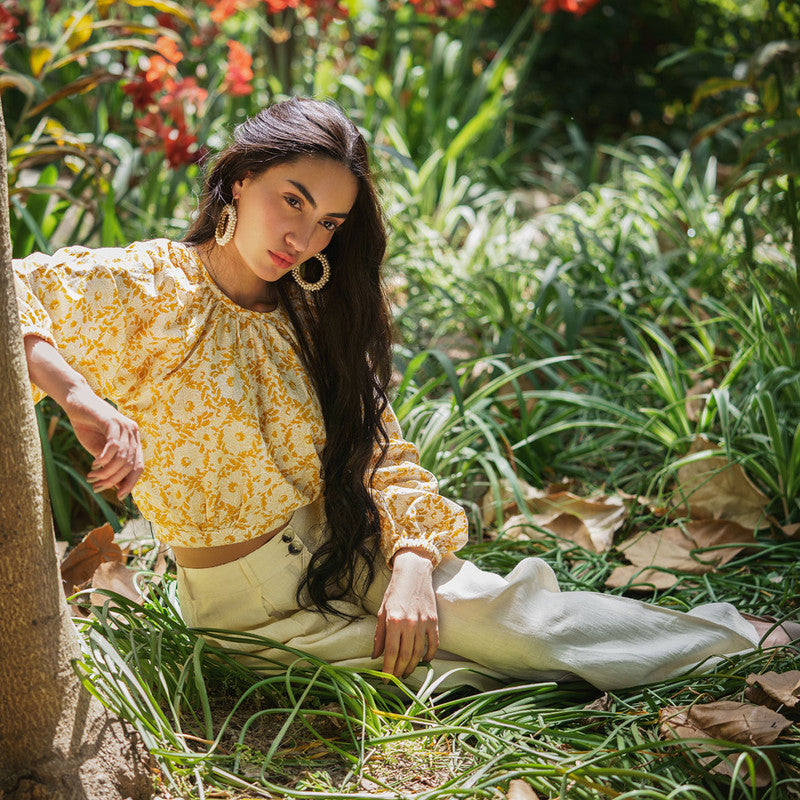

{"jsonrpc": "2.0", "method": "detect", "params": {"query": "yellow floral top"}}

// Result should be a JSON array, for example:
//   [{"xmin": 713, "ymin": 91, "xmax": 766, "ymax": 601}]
[{"xmin": 13, "ymin": 239, "xmax": 468, "ymax": 564}]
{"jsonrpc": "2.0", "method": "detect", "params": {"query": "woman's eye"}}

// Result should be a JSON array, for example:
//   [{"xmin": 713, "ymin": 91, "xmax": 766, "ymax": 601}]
[
  {"xmin": 321, "ymin": 220, "xmax": 338, "ymax": 232},
  {"xmin": 285, "ymin": 195, "xmax": 302, "ymax": 209}
]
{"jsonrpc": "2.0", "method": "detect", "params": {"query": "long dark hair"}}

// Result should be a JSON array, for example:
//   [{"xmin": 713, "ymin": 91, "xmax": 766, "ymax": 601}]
[{"xmin": 184, "ymin": 98, "xmax": 392, "ymax": 615}]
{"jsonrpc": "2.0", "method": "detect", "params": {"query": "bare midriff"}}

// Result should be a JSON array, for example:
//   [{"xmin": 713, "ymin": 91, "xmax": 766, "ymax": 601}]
[{"xmin": 172, "ymin": 518, "xmax": 292, "ymax": 568}]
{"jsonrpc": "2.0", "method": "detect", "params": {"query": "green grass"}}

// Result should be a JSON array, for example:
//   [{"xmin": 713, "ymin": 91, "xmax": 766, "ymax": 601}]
[{"xmin": 74, "ymin": 526, "xmax": 800, "ymax": 799}]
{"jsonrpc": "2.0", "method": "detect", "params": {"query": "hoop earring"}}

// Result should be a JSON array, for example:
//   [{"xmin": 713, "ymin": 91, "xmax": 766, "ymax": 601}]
[
  {"xmin": 215, "ymin": 203, "xmax": 237, "ymax": 246},
  {"xmin": 292, "ymin": 252, "xmax": 330, "ymax": 292}
]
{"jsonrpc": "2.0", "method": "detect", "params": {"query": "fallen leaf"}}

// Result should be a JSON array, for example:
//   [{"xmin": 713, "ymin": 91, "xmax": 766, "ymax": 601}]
[
  {"xmin": 745, "ymin": 671, "xmax": 800, "ymax": 715},
  {"xmin": 90, "ymin": 561, "xmax": 143, "ymax": 608},
  {"xmin": 673, "ymin": 438, "xmax": 771, "ymax": 530},
  {"xmin": 60, "ymin": 524, "xmax": 123, "ymax": 596},
  {"xmin": 619, "ymin": 520, "xmax": 754, "ymax": 573},
  {"xmin": 507, "ymin": 779, "xmax": 540, "ymax": 800},
  {"xmin": 781, "ymin": 523, "xmax": 800, "ymax": 538},
  {"xmin": 584, "ymin": 693, "xmax": 611, "ymax": 712},
  {"xmin": 606, "ymin": 520, "xmax": 756, "ymax": 589},
  {"xmin": 685, "ymin": 378, "xmax": 716, "ymax": 422},
  {"xmin": 604, "ymin": 564, "xmax": 681, "ymax": 590},
  {"xmin": 660, "ymin": 701, "xmax": 792, "ymax": 787},
  {"xmin": 481, "ymin": 478, "xmax": 543, "ymax": 526}
]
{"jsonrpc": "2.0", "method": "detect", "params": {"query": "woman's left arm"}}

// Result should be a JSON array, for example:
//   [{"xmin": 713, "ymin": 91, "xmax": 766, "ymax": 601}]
[
  {"xmin": 372, "ymin": 546, "xmax": 439, "ymax": 677},
  {"xmin": 368, "ymin": 405, "xmax": 468, "ymax": 677}
]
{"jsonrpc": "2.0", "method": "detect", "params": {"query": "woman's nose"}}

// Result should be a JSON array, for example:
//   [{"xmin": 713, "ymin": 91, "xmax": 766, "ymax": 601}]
[{"xmin": 285, "ymin": 222, "xmax": 314, "ymax": 254}]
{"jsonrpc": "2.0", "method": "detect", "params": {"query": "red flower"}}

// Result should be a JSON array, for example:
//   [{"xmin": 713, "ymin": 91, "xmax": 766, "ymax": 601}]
[
  {"xmin": 158, "ymin": 77, "xmax": 208, "ymax": 125},
  {"xmin": 304, "ymin": 0, "xmax": 348, "ymax": 28},
  {"xmin": 0, "ymin": 2, "xmax": 21, "ymax": 44},
  {"xmin": 222, "ymin": 40, "xmax": 253, "ymax": 96},
  {"xmin": 135, "ymin": 112, "xmax": 198, "ymax": 167},
  {"xmin": 122, "ymin": 74, "xmax": 162, "ymax": 110},
  {"xmin": 155, "ymin": 12, "xmax": 181, "ymax": 31},
  {"xmin": 263, "ymin": 0, "xmax": 299, "ymax": 12},
  {"xmin": 542, "ymin": 0, "xmax": 600, "ymax": 16},
  {"xmin": 163, "ymin": 124, "xmax": 199, "ymax": 167},
  {"xmin": 407, "ymin": 0, "xmax": 493, "ymax": 18}
]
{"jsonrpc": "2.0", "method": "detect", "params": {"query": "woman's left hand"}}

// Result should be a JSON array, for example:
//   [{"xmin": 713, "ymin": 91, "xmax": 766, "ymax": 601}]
[{"xmin": 372, "ymin": 548, "xmax": 439, "ymax": 678}]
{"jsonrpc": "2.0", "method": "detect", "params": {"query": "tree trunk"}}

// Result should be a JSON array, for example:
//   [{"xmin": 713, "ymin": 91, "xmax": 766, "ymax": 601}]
[{"xmin": 0, "ymin": 105, "xmax": 152, "ymax": 799}]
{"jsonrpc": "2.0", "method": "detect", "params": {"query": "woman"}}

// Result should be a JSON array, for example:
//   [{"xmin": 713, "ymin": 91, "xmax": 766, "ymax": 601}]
[{"xmin": 14, "ymin": 98, "xmax": 796, "ymax": 691}]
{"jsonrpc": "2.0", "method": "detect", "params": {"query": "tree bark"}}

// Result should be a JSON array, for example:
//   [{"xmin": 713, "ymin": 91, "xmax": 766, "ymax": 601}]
[{"xmin": 0, "ymin": 104, "xmax": 151, "ymax": 799}]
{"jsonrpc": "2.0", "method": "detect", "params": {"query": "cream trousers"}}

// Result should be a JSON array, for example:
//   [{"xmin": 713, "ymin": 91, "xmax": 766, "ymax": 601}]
[{"xmin": 177, "ymin": 500, "xmax": 760, "ymax": 691}]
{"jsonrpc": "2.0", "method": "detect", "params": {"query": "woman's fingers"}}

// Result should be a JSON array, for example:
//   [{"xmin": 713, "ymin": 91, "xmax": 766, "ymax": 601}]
[
  {"xmin": 379, "ymin": 615, "xmax": 438, "ymax": 677},
  {"xmin": 86, "ymin": 417, "xmax": 143, "ymax": 498}
]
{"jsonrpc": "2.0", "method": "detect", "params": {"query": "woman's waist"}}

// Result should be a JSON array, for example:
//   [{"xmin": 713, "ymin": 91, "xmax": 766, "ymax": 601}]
[
  {"xmin": 154, "ymin": 497, "xmax": 327, "ymax": 565},
  {"xmin": 171, "ymin": 518, "xmax": 292, "ymax": 568}
]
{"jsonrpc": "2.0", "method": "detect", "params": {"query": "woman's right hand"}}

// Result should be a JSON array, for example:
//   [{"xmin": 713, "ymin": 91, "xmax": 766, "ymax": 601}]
[
  {"xmin": 63, "ymin": 384, "xmax": 144, "ymax": 501},
  {"xmin": 24, "ymin": 336, "xmax": 144, "ymax": 501}
]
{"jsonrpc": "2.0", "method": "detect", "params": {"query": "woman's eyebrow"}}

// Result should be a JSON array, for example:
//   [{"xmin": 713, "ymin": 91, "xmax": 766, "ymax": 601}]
[{"xmin": 288, "ymin": 180, "xmax": 349, "ymax": 218}]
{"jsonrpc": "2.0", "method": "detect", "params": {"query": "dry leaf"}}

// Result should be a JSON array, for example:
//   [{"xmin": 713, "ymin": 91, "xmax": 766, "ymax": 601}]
[
  {"xmin": 660, "ymin": 701, "xmax": 792, "ymax": 787},
  {"xmin": 526, "ymin": 492, "xmax": 625, "ymax": 552},
  {"xmin": 497, "ymin": 489, "xmax": 626, "ymax": 553},
  {"xmin": 90, "ymin": 561, "xmax": 143, "ymax": 607},
  {"xmin": 605, "ymin": 565, "xmax": 681, "ymax": 591},
  {"xmin": 60, "ymin": 524, "xmax": 123, "ymax": 596},
  {"xmin": 507, "ymin": 779, "xmax": 540, "ymax": 800},
  {"xmin": 621, "ymin": 520, "xmax": 753, "ymax": 572},
  {"xmin": 674, "ymin": 438, "xmax": 770, "ymax": 530},
  {"xmin": 606, "ymin": 520, "xmax": 755, "ymax": 590},
  {"xmin": 481, "ymin": 478, "xmax": 543, "ymax": 526},
  {"xmin": 584, "ymin": 693, "xmax": 611, "ymax": 712},
  {"xmin": 745, "ymin": 671, "xmax": 800, "ymax": 714},
  {"xmin": 685, "ymin": 378, "xmax": 716, "ymax": 422},
  {"xmin": 781, "ymin": 523, "xmax": 800, "ymax": 538}
]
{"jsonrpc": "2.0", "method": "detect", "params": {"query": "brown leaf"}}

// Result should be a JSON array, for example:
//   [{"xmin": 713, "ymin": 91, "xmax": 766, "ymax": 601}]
[
  {"xmin": 745, "ymin": 671, "xmax": 800, "ymax": 714},
  {"xmin": 90, "ymin": 561, "xmax": 143, "ymax": 608},
  {"xmin": 507, "ymin": 779, "xmax": 540, "ymax": 800},
  {"xmin": 584, "ymin": 693, "xmax": 611, "ymax": 712},
  {"xmin": 685, "ymin": 378, "xmax": 716, "ymax": 422},
  {"xmin": 781, "ymin": 523, "xmax": 800, "ymax": 538},
  {"xmin": 616, "ymin": 520, "xmax": 754, "ymax": 575},
  {"xmin": 527, "ymin": 492, "xmax": 626, "ymax": 552},
  {"xmin": 604, "ymin": 565, "xmax": 681, "ymax": 591},
  {"xmin": 60, "ymin": 524, "xmax": 123, "ymax": 596},
  {"xmin": 674, "ymin": 437, "xmax": 771, "ymax": 530},
  {"xmin": 481, "ymin": 478, "xmax": 543, "ymax": 526},
  {"xmin": 660, "ymin": 701, "xmax": 793, "ymax": 786}
]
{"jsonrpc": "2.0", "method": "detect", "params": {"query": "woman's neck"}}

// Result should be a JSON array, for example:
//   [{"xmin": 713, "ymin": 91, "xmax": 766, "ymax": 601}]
[{"xmin": 196, "ymin": 241, "xmax": 278, "ymax": 312}]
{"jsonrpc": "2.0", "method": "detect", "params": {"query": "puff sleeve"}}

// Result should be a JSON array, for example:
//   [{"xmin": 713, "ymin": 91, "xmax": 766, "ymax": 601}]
[
  {"xmin": 13, "ymin": 246, "xmax": 134, "ymax": 404},
  {"xmin": 371, "ymin": 405, "xmax": 468, "ymax": 567}
]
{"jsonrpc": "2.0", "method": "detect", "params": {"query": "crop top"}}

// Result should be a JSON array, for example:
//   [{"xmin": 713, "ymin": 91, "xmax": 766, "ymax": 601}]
[{"xmin": 13, "ymin": 239, "xmax": 468, "ymax": 565}]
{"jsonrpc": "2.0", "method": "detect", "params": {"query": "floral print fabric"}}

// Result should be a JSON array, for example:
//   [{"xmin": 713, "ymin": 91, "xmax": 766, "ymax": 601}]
[{"xmin": 13, "ymin": 239, "xmax": 468, "ymax": 564}]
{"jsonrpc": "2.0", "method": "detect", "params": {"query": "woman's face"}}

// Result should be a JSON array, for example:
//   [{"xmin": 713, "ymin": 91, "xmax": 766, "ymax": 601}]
[{"xmin": 230, "ymin": 156, "xmax": 359, "ymax": 285}]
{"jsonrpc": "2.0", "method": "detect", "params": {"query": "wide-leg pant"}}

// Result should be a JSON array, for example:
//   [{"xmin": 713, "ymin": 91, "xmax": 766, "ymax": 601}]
[{"xmin": 176, "ymin": 500, "xmax": 761, "ymax": 691}]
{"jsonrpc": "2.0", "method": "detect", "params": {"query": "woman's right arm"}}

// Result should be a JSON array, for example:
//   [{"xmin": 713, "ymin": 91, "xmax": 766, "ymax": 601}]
[{"xmin": 25, "ymin": 335, "xmax": 144, "ymax": 500}]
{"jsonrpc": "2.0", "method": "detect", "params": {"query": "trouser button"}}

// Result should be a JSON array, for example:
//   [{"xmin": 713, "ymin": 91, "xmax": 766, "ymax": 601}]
[
  {"xmin": 281, "ymin": 530, "xmax": 294, "ymax": 542},
  {"xmin": 287, "ymin": 541, "xmax": 303, "ymax": 555}
]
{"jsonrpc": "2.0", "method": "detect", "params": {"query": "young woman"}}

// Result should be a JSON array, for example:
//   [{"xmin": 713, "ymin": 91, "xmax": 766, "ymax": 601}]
[{"xmin": 14, "ymin": 98, "xmax": 797, "ymax": 691}]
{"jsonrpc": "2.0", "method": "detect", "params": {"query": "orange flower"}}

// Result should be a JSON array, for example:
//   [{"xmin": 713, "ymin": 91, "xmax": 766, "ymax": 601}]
[
  {"xmin": 263, "ymin": 0, "xmax": 299, "ymax": 12},
  {"xmin": 155, "ymin": 35, "xmax": 182, "ymax": 63},
  {"xmin": 407, "ymin": 0, "xmax": 493, "ymax": 18},
  {"xmin": 222, "ymin": 40, "xmax": 253, "ymax": 96},
  {"xmin": 210, "ymin": 0, "xmax": 240, "ymax": 23},
  {"xmin": 542, "ymin": 0, "xmax": 600, "ymax": 16},
  {"xmin": 143, "ymin": 38, "xmax": 182, "ymax": 84}
]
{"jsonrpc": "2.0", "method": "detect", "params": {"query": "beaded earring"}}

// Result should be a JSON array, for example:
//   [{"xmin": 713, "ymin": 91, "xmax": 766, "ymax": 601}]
[
  {"xmin": 292, "ymin": 252, "xmax": 331, "ymax": 292},
  {"xmin": 214, "ymin": 203, "xmax": 237, "ymax": 246}
]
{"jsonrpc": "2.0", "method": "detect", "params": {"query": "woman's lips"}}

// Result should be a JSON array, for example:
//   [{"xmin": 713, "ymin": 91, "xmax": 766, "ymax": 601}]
[{"xmin": 269, "ymin": 251, "xmax": 296, "ymax": 270}]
